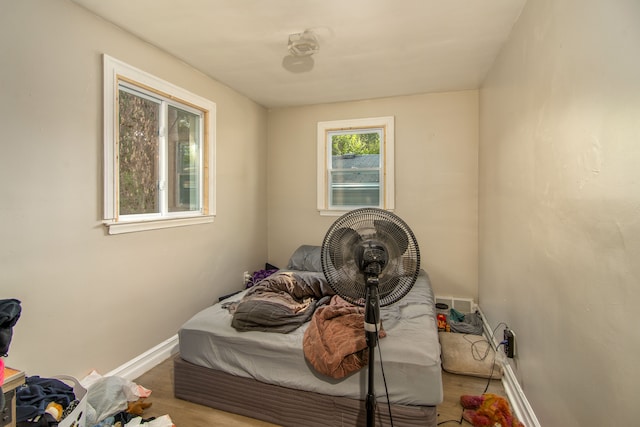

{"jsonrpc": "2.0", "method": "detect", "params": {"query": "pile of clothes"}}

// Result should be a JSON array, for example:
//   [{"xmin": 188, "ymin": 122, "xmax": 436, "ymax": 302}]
[
  {"xmin": 16, "ymin": 375, "xmax": 78, "ymax": 426},
  {"xmin": 15, "ymin": 373, "xmax": 172, "ymax": 427},
  {"xmin": 2, "ymin": 299, "xmax": 174, "ymax": 427}
]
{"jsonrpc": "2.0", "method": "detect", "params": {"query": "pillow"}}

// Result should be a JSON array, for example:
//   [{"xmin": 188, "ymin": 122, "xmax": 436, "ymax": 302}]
[
  {"xmin": 286, "ymin": 245, "xmax": 323, "ymax": 272},
  {"xmin": 439, "ymin": 332, "xmax": 503, "ymax": 379}
]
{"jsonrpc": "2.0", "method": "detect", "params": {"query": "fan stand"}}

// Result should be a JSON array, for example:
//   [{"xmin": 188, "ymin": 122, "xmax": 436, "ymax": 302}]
[
  {"xmin": 364, "ymin": 275, "xmax": 381, "ymax": 427},
  {"xmin": 320, "ymin": 208, "xmax": 421, "ymax": 427}
]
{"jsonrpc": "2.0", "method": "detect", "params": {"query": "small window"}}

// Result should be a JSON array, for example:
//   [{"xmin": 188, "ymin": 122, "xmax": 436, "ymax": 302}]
[
  {"xmin": 103, "ymin": 55, "xmax": 216, "ymax": 234},
  {"xmin": 317, "ymin": 117, "xmax": 395, "ymax": 215}
]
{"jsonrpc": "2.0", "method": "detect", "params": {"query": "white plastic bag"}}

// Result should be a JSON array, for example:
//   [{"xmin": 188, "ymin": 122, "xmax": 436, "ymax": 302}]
[{"xmin": 85, "ymin": 376, "xmax": 140, "ymax": 426}]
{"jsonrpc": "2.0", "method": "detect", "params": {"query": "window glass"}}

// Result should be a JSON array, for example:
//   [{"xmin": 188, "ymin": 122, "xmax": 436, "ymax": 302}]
[
  {"xmin": 168, "ymin": 105, "xmax": 201, "ymax": 213},
  {"xmin": 317, "ymin": 117, "xmax": 394, "ymax": 215},
  {"xmin": 103, "ymin": 55, "xmax": 216, "ymax": 234},
  {"xmin": 328, "ymin": 129, "xmax": 382, "ymax": 209},
  {"xmin": 118, "ymin": 88, "xmax": 160, "ymax": 215}
]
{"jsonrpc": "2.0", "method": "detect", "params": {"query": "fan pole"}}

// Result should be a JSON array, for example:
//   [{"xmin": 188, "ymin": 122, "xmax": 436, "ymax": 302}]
[
  {"xmin": 364, "ymin": 277, "xmax": 381, "ymax": 427},
  {"xmin": 321, "ymin": 208, "xmax": 421, "ymax": 427}
]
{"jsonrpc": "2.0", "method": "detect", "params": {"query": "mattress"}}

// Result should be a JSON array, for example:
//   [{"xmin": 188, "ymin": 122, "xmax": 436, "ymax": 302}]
[{"xmin": 178, "ymin": 269, "xmax": 443, "ymax": 407}]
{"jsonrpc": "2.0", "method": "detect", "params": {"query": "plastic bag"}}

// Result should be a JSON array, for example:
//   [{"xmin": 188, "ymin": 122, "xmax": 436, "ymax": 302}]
[{"xmin": 85, "ymin": 376, "xmax": 140, "ymax": 426}]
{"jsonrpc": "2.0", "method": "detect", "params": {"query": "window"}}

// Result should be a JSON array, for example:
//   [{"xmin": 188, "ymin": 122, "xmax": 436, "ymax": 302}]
[
  {"xmin": 103, "ymin": 55, "xmax": 216, "ymax": 234},
  {"xmin": 317, "ymin": 117, "xmax": 395, "ymax": 215}
]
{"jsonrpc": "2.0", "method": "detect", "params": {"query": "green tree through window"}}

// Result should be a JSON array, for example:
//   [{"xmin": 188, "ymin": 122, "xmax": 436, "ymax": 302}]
[
  {"xmin": 317, "ymin": 116, "xmax": 395, "ymax": 213},
  {"xmin": 331, "ymin": 132, "xmax": 380, "ymax": 156},
  {"xmin": 118, "ymin": 90, "xmax": 160, "ymax": 215}
]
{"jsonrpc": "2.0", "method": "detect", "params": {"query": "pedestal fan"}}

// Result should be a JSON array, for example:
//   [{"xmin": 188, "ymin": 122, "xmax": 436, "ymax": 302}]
[{"xmin": 320, "ymin": 208, "xmax": 420, "ymax": 427}]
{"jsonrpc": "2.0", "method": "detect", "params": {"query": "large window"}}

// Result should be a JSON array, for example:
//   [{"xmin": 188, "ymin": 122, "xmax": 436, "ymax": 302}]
[
  {"xmin": 103, "ymin": 55, "xmax": 216, "ymax": 234},
  {"xmin": 317, "ymin": 117, "xmax": 395, "ymax": 215}
]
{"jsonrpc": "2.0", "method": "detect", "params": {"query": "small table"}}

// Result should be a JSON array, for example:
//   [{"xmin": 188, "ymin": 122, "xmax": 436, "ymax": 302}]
[{"xmin": 2, "ymin": 367, "xmax": 25, "ymax": 427}]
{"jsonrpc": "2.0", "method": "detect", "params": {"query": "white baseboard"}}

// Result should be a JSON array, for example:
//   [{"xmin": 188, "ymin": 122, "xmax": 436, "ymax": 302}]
[
  {"xmin": 477, "ymin": 308, "xmax": 541, "ymax": 427},
  {"xmin": 106, "ymin": 334, "xmax": 179, "ymax": 381},
  {"xmin": 501, "ymin": 362, "xmax": 541, "ymax": 427}
]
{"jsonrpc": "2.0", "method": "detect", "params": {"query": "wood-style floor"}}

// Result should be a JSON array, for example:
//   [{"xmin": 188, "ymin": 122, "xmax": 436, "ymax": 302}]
[{"xmin": 133, "ymin": 357, "xmax": 506, "ymax": 426}]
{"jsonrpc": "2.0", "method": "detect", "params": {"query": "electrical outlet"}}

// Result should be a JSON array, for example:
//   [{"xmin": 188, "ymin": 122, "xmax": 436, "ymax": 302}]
[
  {"xmin": 504, "ymin": 328, "xmax": 516, "ymax": 358},
  {"xmin": 243, "ymin": 271, "xmax": 252, "ymax": 285}
]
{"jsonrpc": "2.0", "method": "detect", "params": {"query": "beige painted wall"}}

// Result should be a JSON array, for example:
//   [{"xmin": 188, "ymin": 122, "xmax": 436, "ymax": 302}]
[
  {"xmin": 0, "ymin": 0, "xmax": 267, "ymax": 378},
  {"xmin": 267, "ymin": 91, "xmax": 478, "ymax": 299},
  {"xmin": 479, "ymin": 0, "xmax": 640, "ymax": 425}
]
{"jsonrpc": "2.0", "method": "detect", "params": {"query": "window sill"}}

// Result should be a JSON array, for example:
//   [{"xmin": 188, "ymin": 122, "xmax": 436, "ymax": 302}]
[
  {"xmin": 103, "ymin": 215, "xmax": 215, "ymax": 235},
  {"xmin": 318, "ymin": 208, "xmax": 394, "ymax": 217},
  {"xmin": 319, "ymin": 209, "xmax": 351, "ymax": 217}
]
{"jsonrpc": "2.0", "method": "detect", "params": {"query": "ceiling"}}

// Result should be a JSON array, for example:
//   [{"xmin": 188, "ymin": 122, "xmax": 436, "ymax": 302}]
[{"xmin": 72, "ymin": 0, "xmax": 526, "ymax": 108}]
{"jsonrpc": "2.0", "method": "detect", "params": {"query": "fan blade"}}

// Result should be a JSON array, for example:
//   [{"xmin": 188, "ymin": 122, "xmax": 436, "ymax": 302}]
[
  {"xmin": 374, "ymin": 219, "xmax": 409, "ymax": 254},
  {"xmin": 328, "ymin": 227, "xmax": 362, "ymax": 270}
]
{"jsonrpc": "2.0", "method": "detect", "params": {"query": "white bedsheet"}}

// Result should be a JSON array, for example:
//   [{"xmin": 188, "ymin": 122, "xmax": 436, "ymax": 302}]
[{"xmin": 178, "ymin": 269, "xmax": 443, "ymax": 406}]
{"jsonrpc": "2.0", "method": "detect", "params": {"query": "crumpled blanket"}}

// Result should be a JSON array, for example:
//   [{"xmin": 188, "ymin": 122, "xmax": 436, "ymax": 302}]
[
  {"xmin": 303, "ymin": 295, "xmax": 386, "ymax": 379},
  {"xmin": 230, "ymin": 271, "xmax": 334, "ymax": 333}
]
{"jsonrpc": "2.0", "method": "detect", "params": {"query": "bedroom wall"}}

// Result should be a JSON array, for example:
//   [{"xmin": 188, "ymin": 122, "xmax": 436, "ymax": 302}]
[
  {"xmin": 0, "ymin": 0, "xmax": 267, "ymax": 379},
  {"xmin": 479, "ymin": 0, "xmax": 640, "ymax": 425},
  {"xmin": 267, "ymin": 91, "xmax": 478, "ymax": 299}
]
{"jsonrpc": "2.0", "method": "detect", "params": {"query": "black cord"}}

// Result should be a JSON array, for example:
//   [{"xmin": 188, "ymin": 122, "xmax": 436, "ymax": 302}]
[
  {"xmin": 375, "ymin": 320, "xmax": 395, "ymax": 427},
  {"xmin": 437, "ymin": 321, "xmax": 509, "ymax": 426},
  {"xmin": 462, "ymin": 334, "xmax": 492, "ymax": 362},
  {"xmin": 482, "ymin": 341, "xmax": 506, "ymax": 394},
  {"xmin": 437, "ymin": 414, "xmax": 464, "ymax": 425},
  {"xmin": 484, "ymin": 321, "xmax": 509, "ymax": 393},
  {"xmin": 490, "ymin": 322, "xmax": 509, "ymax": 345}
]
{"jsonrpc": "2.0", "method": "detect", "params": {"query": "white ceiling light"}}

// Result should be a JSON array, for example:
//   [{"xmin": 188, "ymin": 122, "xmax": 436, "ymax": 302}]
[{"xmin": 287, "ymin": 30, "xmax": 320, "ymax": 56}]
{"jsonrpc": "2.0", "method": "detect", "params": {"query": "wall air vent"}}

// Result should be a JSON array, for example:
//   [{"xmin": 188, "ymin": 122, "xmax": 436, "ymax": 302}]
[{"xmin": 435, "ymin": 296, "xmax": 476, "ymax": 314}]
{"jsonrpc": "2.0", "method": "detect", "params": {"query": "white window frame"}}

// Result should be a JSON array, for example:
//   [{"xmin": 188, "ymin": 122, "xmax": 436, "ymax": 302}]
[
  {"xmin": 103, "ymin": 55, "xmax": 216, "ymax": 235},
  {"xmin": 317, "ymin": 116, "xmax": 395, "ymax": 216}
]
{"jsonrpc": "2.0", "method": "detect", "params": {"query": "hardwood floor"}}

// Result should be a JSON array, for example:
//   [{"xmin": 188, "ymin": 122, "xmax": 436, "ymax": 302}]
[
  {"xmin": 436, "ymin": 371, "xmax": 505, "ymax": 425},
  {"xmin": 133, "ymin": 357, "xmax": 506, "ymax": 426}
]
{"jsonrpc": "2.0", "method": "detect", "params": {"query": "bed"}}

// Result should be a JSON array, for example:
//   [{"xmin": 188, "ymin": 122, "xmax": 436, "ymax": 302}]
[{"xmin": 174, "ymin": 245, "xmax": 443, "ymax": 427}]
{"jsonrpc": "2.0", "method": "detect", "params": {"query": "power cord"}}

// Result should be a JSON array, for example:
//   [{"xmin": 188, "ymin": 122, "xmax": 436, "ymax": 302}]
[
  {"xmin": 436, "ymin": 321, "xmax": 508, "ymax": 425},
  {"xmin": 370, "ymin": 318, "xmax": 397, "ymax": 427},
  {"xmin": 377, "ymin": 334, "xmax": 395, "ymax": 427},
  {"xmin": 482, "ymin": 340, "xmax": 506, "ymax": 394},
  {"xmin": 437, "ymin": 412, "xmax": 464, "ymax": 425}
]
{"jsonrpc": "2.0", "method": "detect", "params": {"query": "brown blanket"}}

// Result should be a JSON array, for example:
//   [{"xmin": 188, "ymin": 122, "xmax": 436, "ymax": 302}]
[{"xmin": 303, "ymin": 295, "xmax": 385, "ymax": 379}]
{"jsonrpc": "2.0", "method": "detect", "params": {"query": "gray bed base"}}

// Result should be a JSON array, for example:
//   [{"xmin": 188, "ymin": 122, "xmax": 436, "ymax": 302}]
[{"xmin": 174, "ymin": 356, "xmax": 437, "ymax": 427}]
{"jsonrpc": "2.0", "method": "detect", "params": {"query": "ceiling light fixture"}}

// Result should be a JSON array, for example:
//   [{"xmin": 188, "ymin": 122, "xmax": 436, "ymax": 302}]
[{"xmin": 287, "ymin": 30, "xmax": 320, "ymax": 57}]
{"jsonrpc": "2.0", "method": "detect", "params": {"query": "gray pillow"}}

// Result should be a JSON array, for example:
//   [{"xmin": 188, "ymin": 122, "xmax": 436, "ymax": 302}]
[{"xmin": 286, "ymin": 245, "xmax": 323, "ymax": 272}]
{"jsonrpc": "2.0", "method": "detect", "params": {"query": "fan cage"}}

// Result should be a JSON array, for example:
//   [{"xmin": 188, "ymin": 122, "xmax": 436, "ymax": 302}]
[{"xmin": 321, "ymin": 208, "xmax": 420, "ymax": 307}]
